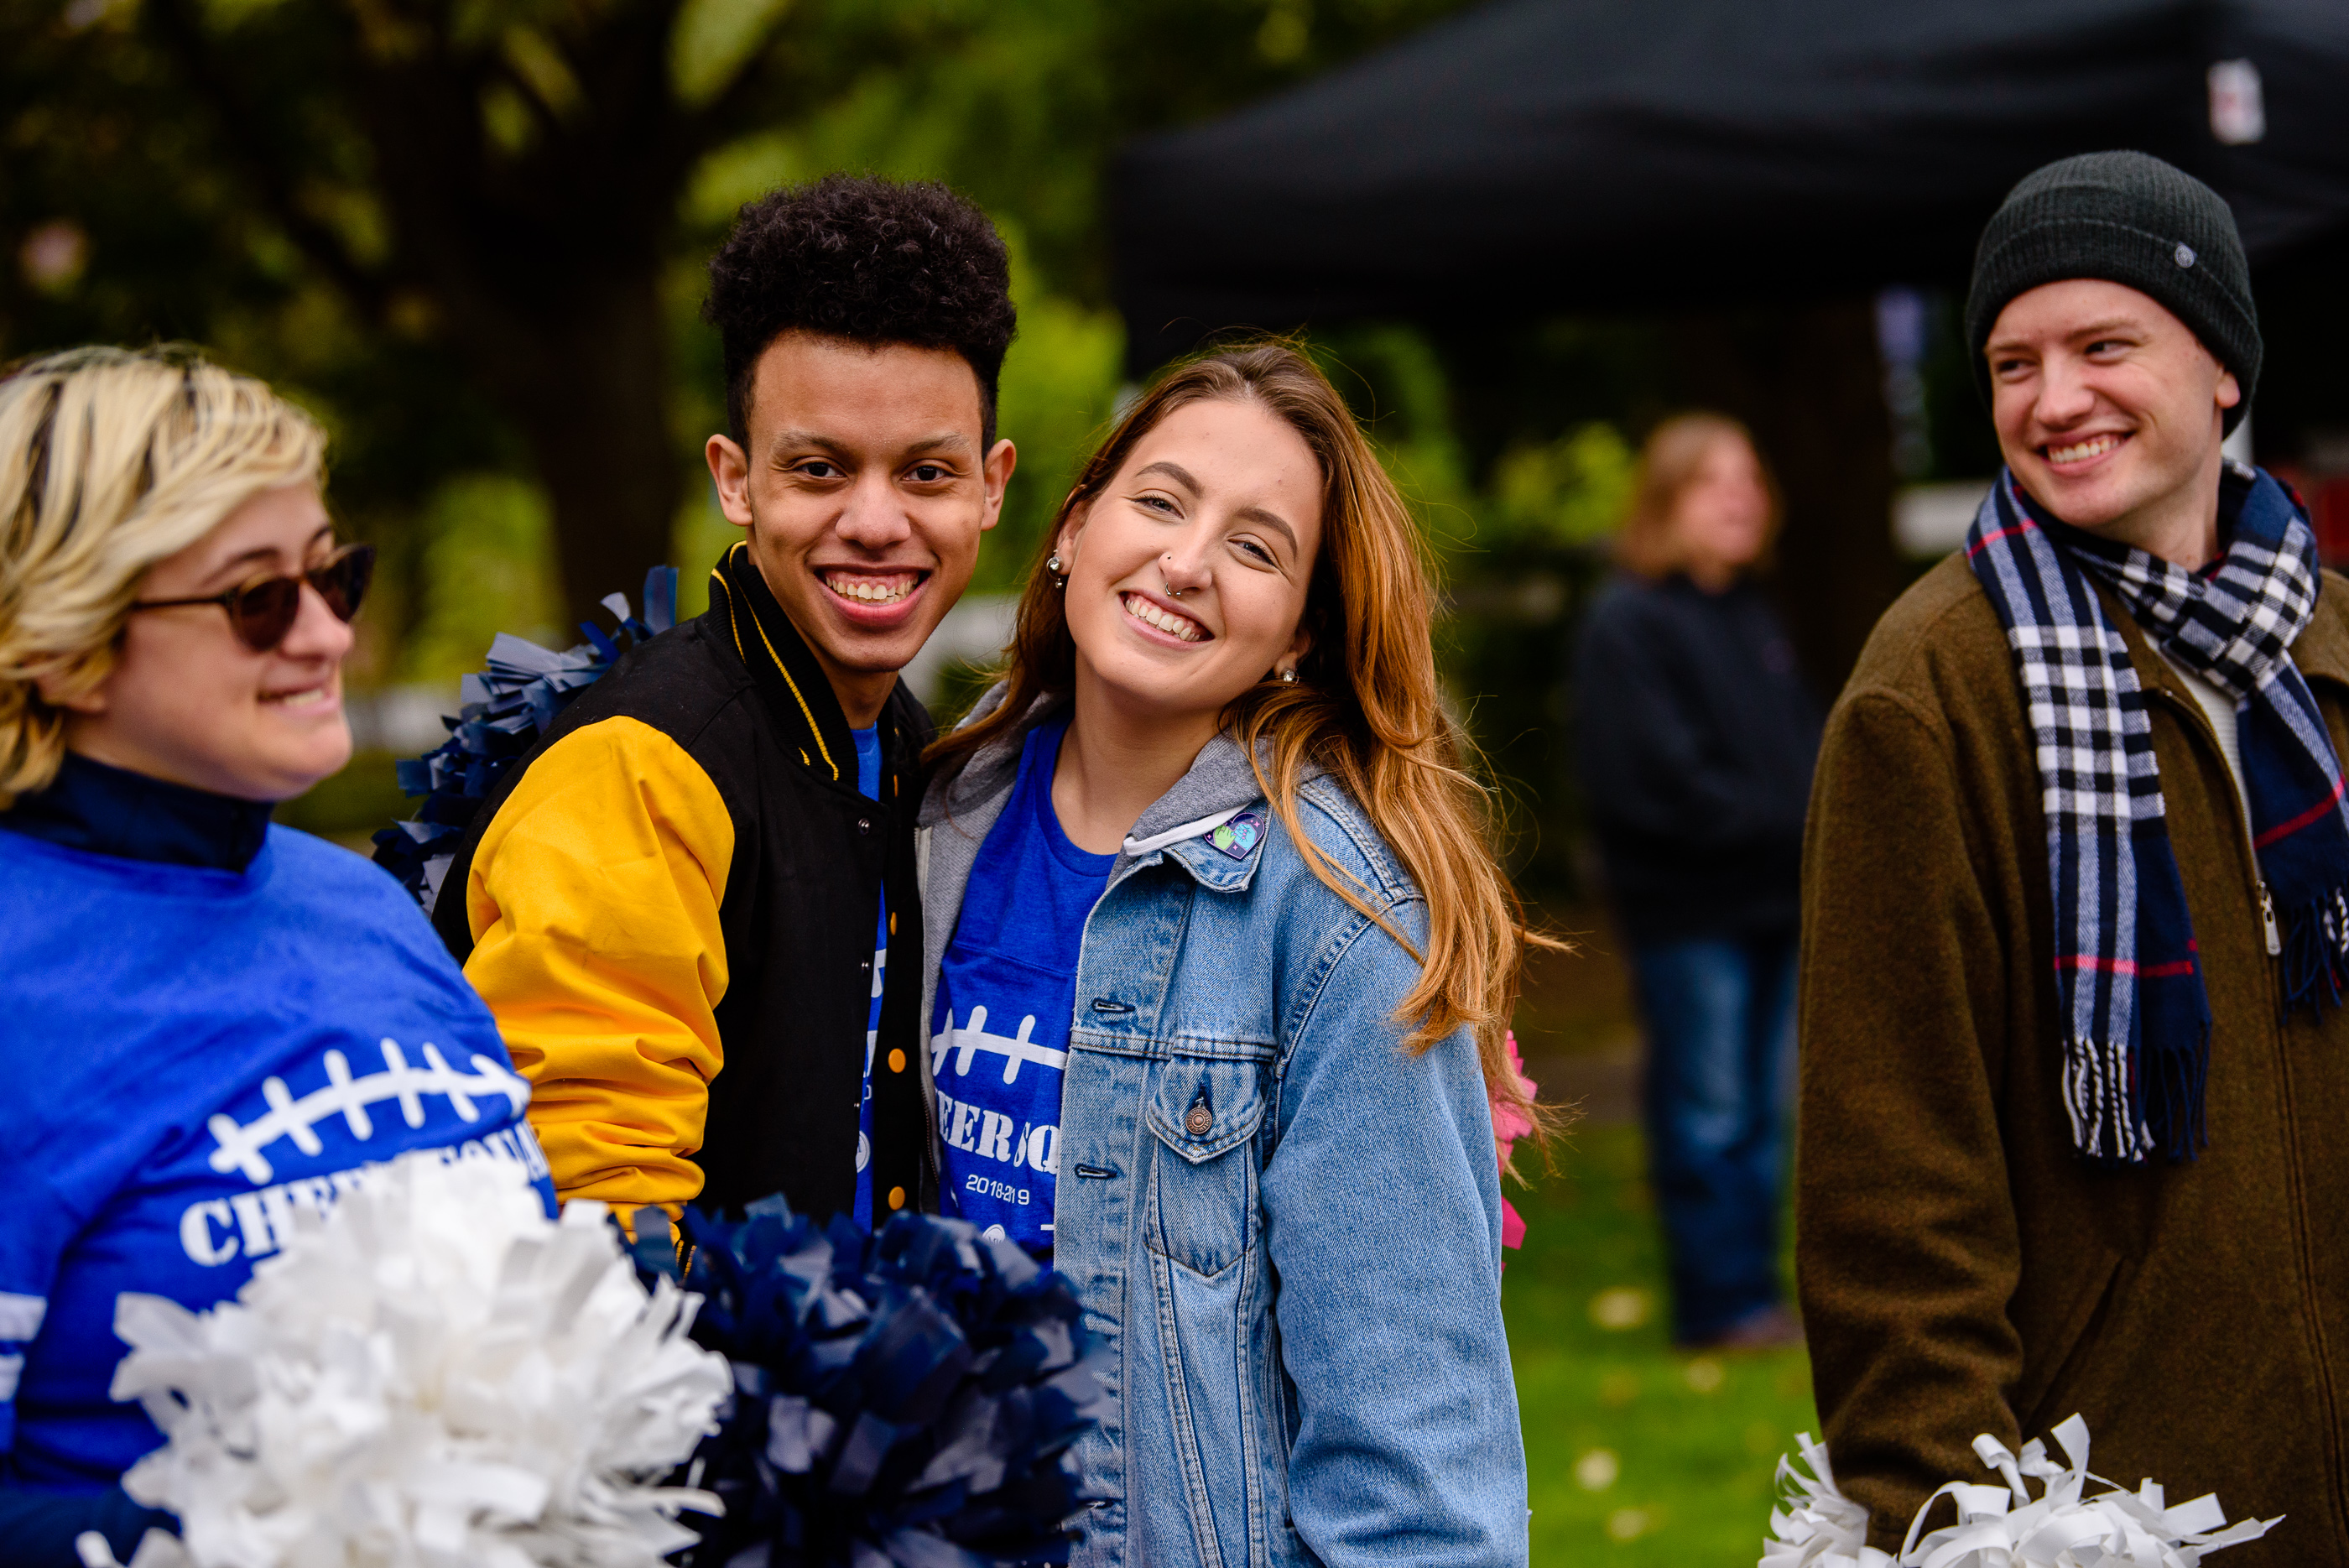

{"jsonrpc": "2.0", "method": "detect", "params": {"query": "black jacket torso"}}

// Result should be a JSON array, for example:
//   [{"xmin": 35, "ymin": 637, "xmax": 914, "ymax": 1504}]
[{"xmin": 1573, "ymin": 572, "xmax": 1823, "ymax": 945}]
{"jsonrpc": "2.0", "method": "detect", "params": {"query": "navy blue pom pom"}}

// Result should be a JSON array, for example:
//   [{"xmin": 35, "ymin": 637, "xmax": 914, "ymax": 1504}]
[
  {"xmin": 629, "ymin": 1197, "xmax": 1108, "ymax": 1568},
  {"xmin": 370, "ymin": 565, "xmax": 677, "ymax": 909}
]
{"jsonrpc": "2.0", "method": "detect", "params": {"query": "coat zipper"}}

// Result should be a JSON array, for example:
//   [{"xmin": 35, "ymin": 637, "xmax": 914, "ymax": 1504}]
[{"xmin": 2144, "ymin": 676, "xmax": 2349, "ymax": 1536}]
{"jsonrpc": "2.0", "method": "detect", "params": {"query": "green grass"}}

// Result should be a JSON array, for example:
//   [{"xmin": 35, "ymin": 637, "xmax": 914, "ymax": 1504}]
[{"xmin": 1505, "ymin": 1123, "xmax": 1813, "ymax": 1565}]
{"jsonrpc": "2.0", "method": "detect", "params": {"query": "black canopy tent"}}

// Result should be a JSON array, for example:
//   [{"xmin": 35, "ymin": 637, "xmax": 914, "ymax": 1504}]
[
  {"xmin": 1109, "ymin": 0, "xmax": 2349, "ymax": 685},
  {"xmin": 1113, "ymin": 0, "xmax": 2349, "ymax": 370}
]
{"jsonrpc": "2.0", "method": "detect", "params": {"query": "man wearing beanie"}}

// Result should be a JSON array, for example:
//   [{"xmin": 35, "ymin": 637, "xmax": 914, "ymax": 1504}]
[{"xmin": 1800, "ymin": 149, "xmax": 2349, "ymax": 1555}]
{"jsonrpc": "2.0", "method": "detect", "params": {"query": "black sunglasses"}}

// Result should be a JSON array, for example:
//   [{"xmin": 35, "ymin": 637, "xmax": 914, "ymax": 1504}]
[{"xmin": 129, "ymin": 542, "xmax": 376, "ymax": 653}]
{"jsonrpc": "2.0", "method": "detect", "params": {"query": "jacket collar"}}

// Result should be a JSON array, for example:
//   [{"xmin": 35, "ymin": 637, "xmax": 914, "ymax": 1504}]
[
  {"xmin": 1, "ymin": 750, "xmax": 271, "ymax": 871},
  {"xmin": 707, "ymin": 541, "xmax": 919, "ymax": 797},
  {"xmin": 923, "ymin": 681, "xmax": 1303, "ymax": 893},
  {"xmin": 1124, "ymin": 731, "xmax": 1276, "ymax": 892},
  {"xmin": 2294, "ymin": 573, "xmax": 2349, "ymax": 692}
]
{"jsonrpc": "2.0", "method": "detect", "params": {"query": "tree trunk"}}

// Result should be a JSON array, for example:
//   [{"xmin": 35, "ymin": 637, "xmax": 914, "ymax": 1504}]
[
  {"xmin": 1671, "ymin": 298, "xmax": 1904, "ymax": 701},
  {"xmin": 477, "ymin": 271, "xmax": 682, "ymax": 628},
  {"xmin": 336, "ymin": 11, "xmax": 694, "ymax": 632}
]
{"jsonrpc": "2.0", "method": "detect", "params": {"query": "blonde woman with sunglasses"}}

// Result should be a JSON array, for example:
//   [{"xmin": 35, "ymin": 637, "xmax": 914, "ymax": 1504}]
[{"xmin": 0, "ymin": 347, "xmax": 550, "ymax": 1564}]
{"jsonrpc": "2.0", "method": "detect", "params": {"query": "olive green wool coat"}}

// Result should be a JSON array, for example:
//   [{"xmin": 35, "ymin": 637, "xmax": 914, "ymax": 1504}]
[{"xmin": 1799, "ymin": 550, "xmax": 2349, "ymax": 1557}]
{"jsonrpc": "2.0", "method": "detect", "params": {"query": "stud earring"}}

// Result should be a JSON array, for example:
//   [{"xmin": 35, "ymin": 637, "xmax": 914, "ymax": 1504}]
[
  {"xmin": 1047, "ymin": 553, "xmax": 1066, "ymax": 589},
  {"xmin": 1280, "ymin": 668, "xmax": 1298, "ymax": 685}
]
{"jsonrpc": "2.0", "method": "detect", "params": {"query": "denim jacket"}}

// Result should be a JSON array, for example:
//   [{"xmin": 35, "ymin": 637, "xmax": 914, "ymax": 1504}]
[{"xmin": 919, "ymin": 691, "xmax": 1528, "ymax": 1568}]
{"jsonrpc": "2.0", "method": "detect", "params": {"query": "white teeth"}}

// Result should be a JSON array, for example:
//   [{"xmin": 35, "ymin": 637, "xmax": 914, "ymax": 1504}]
[
  {"xmin": 826, "ymin": 574, "xmax": 914, "ymax": 604},
  {"xmin": 2049, "ymin": 434, "xmax": 2124, "ymax": 464},
  {"xmin": 1123, "ymin": 593, "xmax": 1206, "ymax": 643}
]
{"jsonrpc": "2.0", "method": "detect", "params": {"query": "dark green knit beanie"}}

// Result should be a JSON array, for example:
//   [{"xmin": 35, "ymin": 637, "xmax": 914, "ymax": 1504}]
[{"xmin": 1965, "ymin": 150, "xmax": 2260, "ymax": 434}]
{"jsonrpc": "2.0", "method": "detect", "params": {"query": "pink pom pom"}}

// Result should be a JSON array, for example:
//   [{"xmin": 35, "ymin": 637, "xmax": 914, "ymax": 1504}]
[
  {"xmin": 1492, "ymin": 1031, "xmax": 1539, "ymax": 1268},
  {"xmin": 1491, "ymin": 1029, "xmax": 1539, "ymax": 1149}
]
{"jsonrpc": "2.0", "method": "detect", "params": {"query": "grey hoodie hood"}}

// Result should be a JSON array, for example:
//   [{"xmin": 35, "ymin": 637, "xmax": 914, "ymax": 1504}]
[{"xmin": 919, "ymin": 684, "xmax": 1296, "ymax": 872}]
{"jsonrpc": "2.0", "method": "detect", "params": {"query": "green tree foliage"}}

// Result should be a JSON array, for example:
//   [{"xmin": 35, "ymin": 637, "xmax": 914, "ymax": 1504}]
[
  {"xmin": 1, "ymin": 0, "xmax": 1477, "ymax": 639},
  {"xmin": 398, "ymin": 472, "xmax": 560, "ymax": 682},
  {"xmin": 1487, "ymin": 424, "xmax": 1638, "ymax": 548},
  {"xmin": 7, "ymin": 0, "xmax": 1657, "ymax": 889}
]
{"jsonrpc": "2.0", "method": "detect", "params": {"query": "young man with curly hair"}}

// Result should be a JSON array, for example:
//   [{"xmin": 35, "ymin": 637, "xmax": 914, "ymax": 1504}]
[
  {"xmin": 433, "ymin": 176, "xmax": 1018, "ymax": 1228},
  {"xmin": 1800, "ymin": 151, "xmax": 2349, "ymax": 1555}
]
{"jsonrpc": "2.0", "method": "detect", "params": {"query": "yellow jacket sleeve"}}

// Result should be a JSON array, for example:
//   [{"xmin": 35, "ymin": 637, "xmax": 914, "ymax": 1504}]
[{"xmin": 461, "ymin": 716, "xmax": 734, "ymax": 1218}]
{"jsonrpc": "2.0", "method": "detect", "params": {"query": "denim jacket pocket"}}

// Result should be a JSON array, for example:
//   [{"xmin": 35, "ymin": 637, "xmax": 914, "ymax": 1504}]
[{"xmin": 1143, "ymin": 1055, "xmax": 1270, "ymax": 1278}]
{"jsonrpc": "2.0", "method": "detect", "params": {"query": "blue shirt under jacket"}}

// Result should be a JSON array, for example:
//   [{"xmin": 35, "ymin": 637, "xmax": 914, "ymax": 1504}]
[
  {"xmin": 0, "ymin": 754, "xmax": 553, "ymax": 1494},
  {"xmin": 852, "ymin": 723, "xmax": 888, "ymax": 1232},
  {"xmin": 930, "ymin": 716, "xmax": 1112, "ymax": 1255}
]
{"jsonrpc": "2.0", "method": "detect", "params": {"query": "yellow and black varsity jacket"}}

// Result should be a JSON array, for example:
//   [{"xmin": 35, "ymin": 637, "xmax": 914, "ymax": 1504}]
[{"xmin": 431, "ymin": 543, "xmax": 934, "ymax": 1222}]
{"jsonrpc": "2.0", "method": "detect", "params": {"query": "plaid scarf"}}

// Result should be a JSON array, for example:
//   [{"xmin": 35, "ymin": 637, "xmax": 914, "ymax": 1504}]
[{"xmin": 1966, "ymin": 464, "xmax": 2349, "ymax": 1165}]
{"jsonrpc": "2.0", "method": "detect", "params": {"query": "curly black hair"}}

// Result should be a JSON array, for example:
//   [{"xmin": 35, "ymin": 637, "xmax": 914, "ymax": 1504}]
[{"xmin": 705, "ymin": 175, "xmax": 1018, "ymax": 451}]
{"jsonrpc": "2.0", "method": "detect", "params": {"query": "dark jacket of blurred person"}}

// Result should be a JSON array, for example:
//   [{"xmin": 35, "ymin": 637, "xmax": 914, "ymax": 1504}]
[
  {"xmin": 1801, "ymin": 151, "xmax": 2349, "ymax": 1556},
  {"xmin": 1573, "ymin": 414, "xmax": 1820, "ymax": 1348},
  {"xmin": 1576, "ymin": 577, "xmax": 1819, "ymax": 944}
]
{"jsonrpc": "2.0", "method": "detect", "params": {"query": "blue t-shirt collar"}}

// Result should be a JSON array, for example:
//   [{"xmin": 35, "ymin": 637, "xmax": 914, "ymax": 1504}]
[
  {"xmin": 0, "ymin": 751, "xmax": 272, "ymax": 871},
  {"xmin": 851, "ymin": 723, "xmax": 883, "ymax": 804}
]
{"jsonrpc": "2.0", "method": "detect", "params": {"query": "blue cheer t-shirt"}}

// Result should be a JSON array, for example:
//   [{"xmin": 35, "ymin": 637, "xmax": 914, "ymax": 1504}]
[
  {"xmin": 930, "ymin": 715, "xmax": 1112, "ymax": 1256},
  {"xmin": 0, "ymin": 811, "xmax": 552, "ymax": 1491}
]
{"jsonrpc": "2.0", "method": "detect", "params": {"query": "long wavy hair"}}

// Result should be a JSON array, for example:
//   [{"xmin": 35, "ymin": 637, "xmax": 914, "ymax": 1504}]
[{"xmin": 928, "ymin": 341, "xmax": 1553, "ymax": 1138}]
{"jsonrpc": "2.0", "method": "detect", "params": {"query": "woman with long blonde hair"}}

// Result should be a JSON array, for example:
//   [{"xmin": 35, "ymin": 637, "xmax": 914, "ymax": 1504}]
[{"xmin": 919, "ymin": 341, "xmax": 1534, "ymax": 1567}]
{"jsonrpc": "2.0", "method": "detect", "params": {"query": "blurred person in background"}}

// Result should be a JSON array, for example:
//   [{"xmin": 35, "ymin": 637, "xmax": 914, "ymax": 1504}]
[
  {"xmin": 1573, "ymin": 414, "xmax": 1821, "ymax": 1351},
  {"xmin": 0, "ymin": 347, "xmax": 549, "ymax": 1566},
  {"xmin": 920, "ymin": 342, "xmax": 1535, "ymax": 1566},
  {"xmin": 430, "ymin": 175, "xmax": 1017, "ymax": 1235},
  {"xmin": 1801, "ymin": 151, "xmax": 2349, "ymax": 1555}
]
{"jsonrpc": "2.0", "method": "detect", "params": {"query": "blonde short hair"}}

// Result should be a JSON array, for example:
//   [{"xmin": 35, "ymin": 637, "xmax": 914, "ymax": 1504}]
[{"xmin": 0, "ymin": 346, "xmax": 326, "ymax": 806}]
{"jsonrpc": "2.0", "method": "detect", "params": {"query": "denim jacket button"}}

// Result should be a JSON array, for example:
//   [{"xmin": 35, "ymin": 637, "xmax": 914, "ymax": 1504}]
[{"xmin": 1185, "ymin": 1105, "xmax": 1213, "ymax": 1137}]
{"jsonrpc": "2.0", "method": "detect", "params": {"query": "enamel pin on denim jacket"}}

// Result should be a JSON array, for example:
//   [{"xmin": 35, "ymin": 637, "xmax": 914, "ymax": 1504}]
[{"xmin": 919, "ymin": 690, "xmax": 1529, "ymax": 1568}]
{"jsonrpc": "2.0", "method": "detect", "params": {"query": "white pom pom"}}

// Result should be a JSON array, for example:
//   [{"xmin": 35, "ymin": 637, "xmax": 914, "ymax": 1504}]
[
  {"xmin": 1759, "ymin": 1431, "xmax": 1898, "ymax": 1567},
  {"xmin": 107, "ymin": 1151, "xmax": 730, "ymax": 1567},
  {"xmin": 75, "ymin": 1526, "xmax": 193, "ymax": 1567},
  {"xmin": 1759, "ymin": 1415, "xmax": 2282, "ymax": 1568}
]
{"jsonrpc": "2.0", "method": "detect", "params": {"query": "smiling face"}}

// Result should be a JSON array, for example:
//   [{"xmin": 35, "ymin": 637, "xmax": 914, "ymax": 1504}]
[
  {"xmin": 1055, "ymin": 396, "xmax": 1323, "ymax": 730},
  {"xmin": 706, "ymin": 331, "xmax": 1015, "ymax": 727},
  {"xmin": 1987, "ymin": 278, "xmax": 2240, "ymax": 555},
  {"xmin": 44, "ymin": 482, "xmax": 354, "ymax": 800}
]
